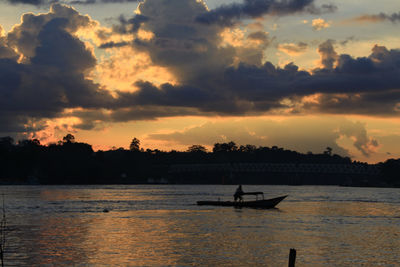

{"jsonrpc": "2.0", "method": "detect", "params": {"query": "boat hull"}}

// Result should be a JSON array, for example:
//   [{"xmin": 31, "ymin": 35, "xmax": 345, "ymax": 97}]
[{"xmin": 197, "ymin": 195, "xmax": 287, "ymax": 209}]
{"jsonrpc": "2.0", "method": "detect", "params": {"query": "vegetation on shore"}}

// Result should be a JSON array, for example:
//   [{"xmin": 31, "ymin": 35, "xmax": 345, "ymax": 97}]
[{"xmin": 0, "ymin": 135, "xmax": 399, "ymax": 186}]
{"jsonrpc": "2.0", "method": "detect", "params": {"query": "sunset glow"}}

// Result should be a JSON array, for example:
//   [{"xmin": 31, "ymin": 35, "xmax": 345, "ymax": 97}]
[{"xmin": 1, "ymin": 0, "xmax": 400, "ymax": 163}]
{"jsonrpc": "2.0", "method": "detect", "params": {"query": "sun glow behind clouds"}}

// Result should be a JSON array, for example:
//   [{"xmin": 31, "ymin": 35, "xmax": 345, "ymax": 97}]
[
  {"xmin": 47, "ymin": 114, "xmax": 397, "ymax": 163},
  {"xmin": 93, "ymin": 46, "xmax": 177, "ymax": 93},
  {"xmin": 1, "ymin": 0, "xmax": 400, "ymax": 163}
]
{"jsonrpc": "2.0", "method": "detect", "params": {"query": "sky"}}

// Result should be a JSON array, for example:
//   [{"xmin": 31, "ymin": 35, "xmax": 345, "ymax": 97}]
[{"xmin": 0, "ymin": 0, "xmax": 399, "ymax": 163}]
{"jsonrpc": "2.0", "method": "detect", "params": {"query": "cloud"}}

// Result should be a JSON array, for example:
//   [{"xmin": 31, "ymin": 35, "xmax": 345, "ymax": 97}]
[
  {"xmin": 5, "ymin": 0, "xmax": 46, "ymax": 5},
  {"xmin": 5, "ymin": 0, "xmax": 139, "ymax": 6},
  {"xmin": 7, "ymin": 3, "xmax": 96, "ymax": 60},
  {"xmin": 93, "ymin": 46, "xmax": 177, "ymax": 92},
  {"xmin": 69, "ymin": 0, "xmax": 139, "ymax": 4},
  {"xmin": 311, "ymin": 18, "xmax": 331, "ymax": 30},
  {"xmin": 0, "ymin": 4, "xmax": 115, "ymax": 133},
  {"xmin": 112, "ymin": 14, "xmax": 149, "ymax": 35},
  {"xmin": 339, "ymin": 36, "xmax": 355, "ymax": 46},
  {"xmin": 338, "ymin": 121, "xmax": 379, "ymax": 156},
  {"xmin": 317, "ymin": 39, "xmax": 337, "ymax": 69},
  {"xmin": 247, "ymin": 31, "xmax": 270, "ymax": 44},
  {"xmin": 98, "ymin": 41, "xmax": 130, "ymax": 49},
  {"xmin": 123, "ymin": 0, "xmax": 236, "ymax": 84},
  {"xmin": 278, "ymin": 42, "xmax": 308, "ymax": 56},
  {"xmin": 0, "ymin": 26, "xmax": 18, "ymax": 60},
  {"xmin": 117, "ymin": 81, "xmax": 215, "ymax": 108},
  {"xmin": 97, "ymin": 0, "xmax": 400, "ymax": 121},
  {"xmin": 218, "ymin": 29, "xmax": 272, "ymax": 66},
  {"xmin": 352, "ymin": 12, "xmax": 400, "ymax": 24},
  {"xmin": 148, "ymin": 117, "xmax": 380, "ymax": 158},
  {"xmin": 122, "ymin": 40, "xmax": 400, "ymax": 117},
  {"xmin": 318, "ymin": 4, "xmax": 337, "ymax": 14},
  {"xmin": 68, "ymin": 106, "xmax": 205, "ymax": 130},
  {"xmin": 196, "ymin": 0, "xmax": 337, "ymax": 26},
  {"xmin": 2, "ymin": 0, "xmax": 400, "ymax": 138}
]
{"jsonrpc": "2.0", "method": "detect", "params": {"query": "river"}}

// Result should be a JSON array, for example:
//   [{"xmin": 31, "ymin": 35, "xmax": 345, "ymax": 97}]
[{"xmin": 1, "ymin": 185, "xmax": 399, "ymax": 266}]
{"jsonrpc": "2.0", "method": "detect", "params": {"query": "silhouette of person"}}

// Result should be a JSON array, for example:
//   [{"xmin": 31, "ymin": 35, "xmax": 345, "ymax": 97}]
[{"xmin": 234, "ymin": 185, "xmax": 244, "ymax": 201}]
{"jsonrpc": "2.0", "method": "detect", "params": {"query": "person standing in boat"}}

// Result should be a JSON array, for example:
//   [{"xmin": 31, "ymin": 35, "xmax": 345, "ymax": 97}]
[{"xmin": 234, "ymin": 185, "xmax": 244, "ymax": 202}]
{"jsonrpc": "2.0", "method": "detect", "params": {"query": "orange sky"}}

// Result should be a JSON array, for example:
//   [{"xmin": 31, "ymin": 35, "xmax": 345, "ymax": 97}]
[{"xmin": 1, "ymin": 0, "xmax": 400, "ymax": 163}]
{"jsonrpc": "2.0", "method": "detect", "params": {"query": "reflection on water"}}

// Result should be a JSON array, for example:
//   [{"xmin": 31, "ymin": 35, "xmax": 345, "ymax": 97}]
[{"xmin": 2, "ymin": 185, "xmax": 400, "ymax": 266}]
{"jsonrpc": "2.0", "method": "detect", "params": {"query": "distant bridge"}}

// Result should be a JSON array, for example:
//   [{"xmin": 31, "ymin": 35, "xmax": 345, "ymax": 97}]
[{"xmin": 169, "ymin": 163, "xmax": 380, "ymax": 176}]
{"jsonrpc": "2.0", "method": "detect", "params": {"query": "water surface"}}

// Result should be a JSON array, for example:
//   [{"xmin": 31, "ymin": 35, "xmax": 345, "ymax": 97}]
[{"xmin": 2, "ymin": 185, "xmax": 399, "ymax": 266}]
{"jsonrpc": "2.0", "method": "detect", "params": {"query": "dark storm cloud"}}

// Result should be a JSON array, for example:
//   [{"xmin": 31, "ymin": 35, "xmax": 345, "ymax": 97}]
[
  {"xmin": 196, "ymin": 0, "xmax": 337, "ymax": 26},
  {"xmin": 227, "ymin": 44, "xmax": 400, "ymax": 99},
  {"xmin": 7, "ymin": 3, "xmax": 95, "ymax": 59},
  {"xmin": 233, "ymin": 45, "xmax": 400, "ymax": 114},
  {"xmin": 2, "ymin": 0, "xmax": 400, "ymax": 136},
  {"xmin": 5, "ymin": 0, "xmax": 139, "ymax": 5},
  {"xmin": 301, "ymin": 90, "xmax": 400, "ymax": 116},
  {"xmin": 32, "ymin": 18, "xmax": 96, "ymax": 71},
  {"xmin": 98, "ymin": 41, "xmax": 130, "ymax": 49},
  {"xmin": 117, "ymin": 42, "xmax": 400, "ymax": 116},
  {"xmin": 0, "ymin": 4, "xmax": 115, "ymax": 133},
  {"xmin": 117, "ymin": 81, "xmax": 214, "ymax": 107},
  {"xmin": 114, "ymin": 81, "xmax": 252, "ymax": 115},
  {"xmin": 69, "ymin": 0, "xmax": 139, "ymax": 4},
  {"xmin": 98, "ymin": 0, "xmax": 400, "ymax": 119},
  {"xmin": 123, "ymin": 0, "xmax": 237, "ymax": 84},
  {"xmin": 69, "ymin": 106, "xmax": 205, "ymax": 129},
  {"xmin": 5, "ymin": 0, "xmax": 46, "ymax": 5}
]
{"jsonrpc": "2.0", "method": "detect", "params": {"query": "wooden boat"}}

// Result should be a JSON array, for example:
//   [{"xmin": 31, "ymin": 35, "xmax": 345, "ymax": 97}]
[{"xmin": 197, "ymin": 194, "xmax": 287, "ymax": 209}]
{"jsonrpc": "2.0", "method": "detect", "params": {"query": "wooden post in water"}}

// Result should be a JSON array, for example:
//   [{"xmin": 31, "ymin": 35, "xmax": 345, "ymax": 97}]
[{"xmin": 288, "ymin": 248, "xmax": 296, "ymax": 267}]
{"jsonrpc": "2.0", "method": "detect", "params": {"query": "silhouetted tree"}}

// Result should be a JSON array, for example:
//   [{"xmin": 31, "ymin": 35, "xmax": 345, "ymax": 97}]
[
  {"xmin": 0, "ymin": 135, "xmax": 391, "ymax": 186},
  {"xmin": 187, "ymin": 145, "xmax": 207, "ymax": 153},
  {"xmin": 18, "ymin": 139, "xmax": 40, "ymax": 147},
  {"xmin": 0, "ymin": 137, "xmax": 13, "ymax": 146},
  {"xmin": 239, "ymin": 144, "xmax": 256, "ymax": 152},
  {"xmin": 130, "ymin": 138, "xmax": 140, "ymax": 151},
  {"xmin": 63, "ymin": 134, "xmax": 75, "ymax": 143},
  {"xmin": 213, "ymin": 141, "xmax": 238, "ymax": 153},
  {"xmin": 324, "ymin": 146, "xmax": 333, "ymax": 156},
  {"xmin": 381, "ymin": 159, "xmax": 400, "ymax": 185},
  {"xmin": 0, "ymin": 137, "xmax": 14, "ymax": 152}
]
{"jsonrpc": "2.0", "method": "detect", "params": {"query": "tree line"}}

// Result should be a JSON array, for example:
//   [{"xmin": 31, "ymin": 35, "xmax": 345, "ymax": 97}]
[{"xmin": 0, "ymin": 135, "xmax": 398, "ymax": 186}]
